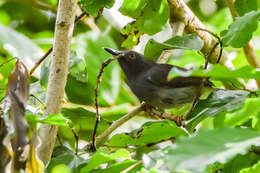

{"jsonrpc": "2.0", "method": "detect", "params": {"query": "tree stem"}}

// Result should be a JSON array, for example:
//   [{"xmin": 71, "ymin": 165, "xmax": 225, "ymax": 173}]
[{"xmin": 36, "ymin": 0, "xmax": 77, "ymax": 165}]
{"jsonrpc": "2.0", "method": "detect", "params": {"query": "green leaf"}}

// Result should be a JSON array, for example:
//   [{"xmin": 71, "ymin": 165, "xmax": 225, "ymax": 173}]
[
  {"xmin": 91, "ymin": 160, "xmax": 137, "ymax": 173},
  {"xmin": 108, "ymin": 120, "xmax": 187, "ymax": 147},
  {"xmin": 69, "ymin": 32, "xmax": 120, "ymax": 106},
  {"xmin": 240, "ymin": 160, "xmax": 260, "ymax": 173},
  {"xmin": 46, "ymin": 154, "xmax": 85, "ymax": 173},
  {"xmin": 120, "ymin": 0, "xmax": 169, "ymax": 35},
  {"xmin": 61, "ymin": 107, "xmax": 109, "ymax": 141},
  {"xmin": 221, "ymin": 11, "xmax": 260, "ymax": 48},
  {"xmin": 50, "ymin": 164, "xmax": 70, "ymax": 173},
  {"xmin": 234, "ymin": 0, "xmax": 258, "ymax": 16},
  {"xmin": 26, "ymin": 113, "xmax": 72, "ymax": 127},
  {"xmin": 222, "ymin": 152, "xmax": 260, "ymax": 173},
  {"xmin": 144, "ymin": 34, "xmax": 204, "ymax": 60},
  {"xmin": 119, "ymin": 0, "xmax": 149, "ymax": 18},
  {"xmin": 167, "ymin": 64, "xmax": 260, "ymax": 81},
  {"xmin": 186, "ymin": 90, "xmax": 249, "ymax": 132},
  {"xmin": 148, "ymin": 128, "xmax": 260, "ymax": 172},
  {"xmin": 0, "ymin": 24, "xmax": 43, "ymax": 75},
  {"xmin": 80, "ymin": 0, "xmax": 115, "ymax": 17},
  {"xmin": 224, "ymin": 98, "xmax": 260, "ymax": 127},
  {"xmin": 80, "ymin": 149, "xmax": 130, "ymax": 173}
]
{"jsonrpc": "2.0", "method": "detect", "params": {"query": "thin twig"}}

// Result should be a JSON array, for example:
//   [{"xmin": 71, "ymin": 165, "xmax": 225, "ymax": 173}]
[
  {"xmin": 29, "ymin": 94, "xmax": 44, "ymax": 106},
  {"xmin": 184, "ymin": 28, "xmax": 222, "ymax": 120},
  {"xmin": 91, "ymin": 56, "xmax": 119, "ymax": 151},
  {"xmin": 70, "ymin": 127, "xmax": 79, "ymax": 155},
  {"xmin": 29, "ymin": 11, "xmax": 87, "ymax": 76},
  {"xmin": 0, "ymin": 58, "xmax": 15, "ymax": 68},
  {"xmin": 94, "ymin": 102, "xmax": 146, "ymax": 149},
  {"xmin": 196, "ymin": 28, "xmax": 223, "ymax": 65}
]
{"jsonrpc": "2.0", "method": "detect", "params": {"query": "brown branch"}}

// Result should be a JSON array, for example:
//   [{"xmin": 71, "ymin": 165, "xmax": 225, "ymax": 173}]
[
  {"xmin": 225, "ymin": 0, "xmax": 260, "ymax": 88},
  {"xmin": 91, "ymin": 56, "xmax": 119, "ymax": 151},
  {"xmin": 167, "ymin": 0, "xmax": 231, "ymax": 67},
  {"xmin": 94, "ymin": 102, "xmax": 147, "ymax": 148}
]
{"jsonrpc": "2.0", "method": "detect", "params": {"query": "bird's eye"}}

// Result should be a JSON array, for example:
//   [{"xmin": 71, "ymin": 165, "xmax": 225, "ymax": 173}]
[{"xmin": 129, "ymin": 53, "xmax": 136, "ymax": 60}]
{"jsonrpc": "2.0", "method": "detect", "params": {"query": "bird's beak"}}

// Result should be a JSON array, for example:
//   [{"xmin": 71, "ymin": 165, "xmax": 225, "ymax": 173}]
[{"xmin": 104, "ymin": 47, "xmax": 120, "ymax": 56}]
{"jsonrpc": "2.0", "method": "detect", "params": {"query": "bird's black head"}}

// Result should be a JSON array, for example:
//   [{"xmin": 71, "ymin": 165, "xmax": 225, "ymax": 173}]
[{"xmin": 104, "ymin": 47, "xmax": 154, "ymax": 80}]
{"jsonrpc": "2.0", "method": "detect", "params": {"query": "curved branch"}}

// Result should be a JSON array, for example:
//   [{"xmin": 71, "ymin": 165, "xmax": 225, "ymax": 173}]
[{"xmin": 167, "ymin": 0, "xmax": 232, "ymax": 68}]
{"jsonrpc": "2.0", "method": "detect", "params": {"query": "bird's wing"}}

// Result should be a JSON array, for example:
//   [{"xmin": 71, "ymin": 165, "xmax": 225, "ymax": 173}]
[{"xmin": 146, "ymin": 64, "xmax": 212, "ymax": 88}]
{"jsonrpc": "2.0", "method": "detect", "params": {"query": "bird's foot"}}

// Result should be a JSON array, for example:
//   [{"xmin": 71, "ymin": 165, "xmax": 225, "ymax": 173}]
[
  {"xmin": 172, "ymin": 115, "xmax": 185, "ymax": 127},
  {"xmin": 144, "ymin": 104, "xmax": 166, "ymax": 120}
]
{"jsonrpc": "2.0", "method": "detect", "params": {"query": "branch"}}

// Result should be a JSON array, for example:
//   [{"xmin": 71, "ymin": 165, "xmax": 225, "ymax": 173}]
[
  {"xmin": 94, "ymin": 102, "xmax": 147, "ymax": 148},
  {"xmin": 167, "ymin": 0, "xmax": 233, "ymax": 68},
  {"xmin": 225, "ymin": 0, "xmax": 260, "ymax": 88},
  {"xmin": 36, "ymin": 0, "xmax": 77, "ymax": 165}
]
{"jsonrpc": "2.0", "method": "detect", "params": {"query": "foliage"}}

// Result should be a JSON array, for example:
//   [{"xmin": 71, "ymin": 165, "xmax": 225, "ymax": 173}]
[{"xmin": 0, "ymin": 0, "xmax": 260, "ymax": 172}]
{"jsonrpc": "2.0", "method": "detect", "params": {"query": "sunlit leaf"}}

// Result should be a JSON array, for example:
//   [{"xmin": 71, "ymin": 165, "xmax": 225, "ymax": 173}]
[
  {"xmin": 144, "ymin": 34, "xmax": 204, "ymax": 60},
  {"xmin": 80, "ymin": 0, "xmax": 115, "ymax": 17},
  {"xmin": 119, "ymin": 0, "xmax": 169, "ymax": 39},
  {"xmin": 26, "ymin": 113, "xmax": 72, "ymax": 127},
  {"xmin": 225, "ymin": 97, "xmax": 260, "ymax": 127},
  {"xmin": 221, "ymin": 11, "xmax": 260, "ymax": 48}
]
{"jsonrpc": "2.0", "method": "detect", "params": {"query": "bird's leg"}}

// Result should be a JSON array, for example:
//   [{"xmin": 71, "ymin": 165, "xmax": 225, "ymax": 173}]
[{"xmin": 144, "ymin": 104, "xmax": 185, "ymax": 126}]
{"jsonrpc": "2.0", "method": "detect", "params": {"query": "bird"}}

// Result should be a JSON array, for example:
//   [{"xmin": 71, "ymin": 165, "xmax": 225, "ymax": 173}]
[{"xmin": 104, "ymin": 47, "xmax": 213, "ymax": 109}]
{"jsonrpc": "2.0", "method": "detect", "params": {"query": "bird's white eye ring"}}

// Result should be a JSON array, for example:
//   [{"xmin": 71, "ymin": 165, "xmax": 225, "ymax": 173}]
[{"xmin": 129, "ymin": 53, "xmax": 136, "ymax": 60}]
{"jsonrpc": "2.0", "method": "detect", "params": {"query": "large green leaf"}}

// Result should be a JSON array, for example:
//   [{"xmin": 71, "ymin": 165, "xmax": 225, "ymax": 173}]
[
  {"xmin": 107, "ymin": 120, "xmax": 187, "ymax": 147},
  {"xmin": 147, "ymin": 128, "xmax": 260, "ymax": 172},
  {"xmin": 234, "ymin": 0, "xmax": 258, "ymax": 16},
  {"xmin": 80, "ymin": 0, "xmax": 115, "ymax": 17},
  {"xmin": 186, "ymin": 90, "xmax": 249, "ymax": 132},
  {"xmin": 0, "ymin": 25, "xmax": 43, "ymax": 75},
  {"xmin": 119, "ymin": 0, "xmax": 169, "ymax": 47},
  {"xmin": 119, "ymin": 0, "xmax": 149, "ymax": 18},
  {"xmin": 168, "ymin": 64, "xmax": 260, "ymax": 81},
  {"xmin": 144, "ymin": 34, "xmax": 204, "ymax": 60},
  {"xmin": 61, "ymin": 107, "xmax": 109, "ymax": 141},
  {"xmin": 221, "ymin": 11, "xmax": 260, "ymax": 48},
  {"xmin": 80, "ymin": 149, "xmax": 131, "ymax": 173},
  {"xmin": 69, "ymin": 32, "xmax": 120, "ymax": 106}
]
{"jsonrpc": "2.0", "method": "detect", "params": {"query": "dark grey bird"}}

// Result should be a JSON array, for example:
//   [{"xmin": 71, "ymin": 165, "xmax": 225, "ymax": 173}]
[{"xmin": 104, "ymin": 48, "xmax": 212, "ymax": 109}]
